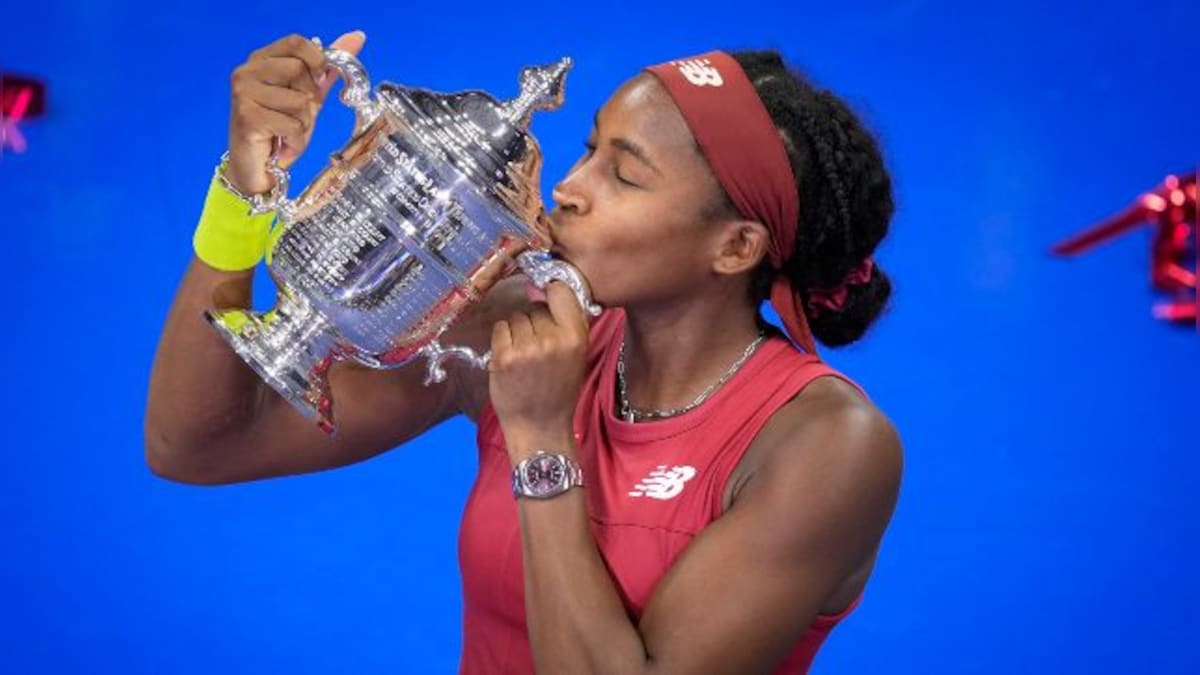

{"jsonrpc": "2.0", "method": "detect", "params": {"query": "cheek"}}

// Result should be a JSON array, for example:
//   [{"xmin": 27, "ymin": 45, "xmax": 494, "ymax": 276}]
[{"xmin": 568, "ymin": 212, "xmax": 707, "ymax": 304}]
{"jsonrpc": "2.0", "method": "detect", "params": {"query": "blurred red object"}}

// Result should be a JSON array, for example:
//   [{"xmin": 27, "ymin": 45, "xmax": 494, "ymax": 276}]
[
  {"xmin": 1, "ymin": 72, "xmax": 47, "ymax": 155},
  {"xmin": 1051, "ymin": 171, "xmax": 1198, "ymax": 328},
  {"xmin": 1, "ymin": 74, "xmax": 46, "ymax": 118}
]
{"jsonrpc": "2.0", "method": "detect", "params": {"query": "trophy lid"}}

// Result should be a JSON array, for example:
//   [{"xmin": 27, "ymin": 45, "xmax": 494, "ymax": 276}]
[{"xmin": 377, "ymin": 58, "xmax": 572, "ymax": 194}]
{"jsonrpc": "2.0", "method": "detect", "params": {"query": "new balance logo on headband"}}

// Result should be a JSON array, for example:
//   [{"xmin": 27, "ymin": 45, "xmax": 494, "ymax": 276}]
[{"xmin": 672, "ymin": 59, "xmax": 724, "ymax": 87}]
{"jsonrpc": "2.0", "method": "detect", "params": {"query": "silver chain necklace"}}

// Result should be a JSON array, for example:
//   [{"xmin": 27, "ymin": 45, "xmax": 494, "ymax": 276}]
[{"xmin": 617, "ymin": 331, "xmax": 767, "ymax": 423}]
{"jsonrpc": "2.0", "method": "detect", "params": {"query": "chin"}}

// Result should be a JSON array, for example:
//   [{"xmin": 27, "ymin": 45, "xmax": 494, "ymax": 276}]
[
  {"xmin": 550, "ymin": 246, "xmax": 580, "ymax": 273},
  {"xmin": 558, "ymin": 256, "xmax": 605, "ymax": 306}
]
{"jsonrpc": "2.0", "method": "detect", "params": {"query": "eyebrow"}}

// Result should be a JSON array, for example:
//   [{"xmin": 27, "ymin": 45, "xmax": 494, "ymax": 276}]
[{"xmin": 593, "ymin": 109, "xmax": 663, "ymax": 176}]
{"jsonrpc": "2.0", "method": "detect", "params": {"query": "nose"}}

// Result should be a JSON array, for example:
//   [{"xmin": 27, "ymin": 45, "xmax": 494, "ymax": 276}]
[{"xmin": 551, "ymin": 170, "xmax": 591, "ymax": 217}]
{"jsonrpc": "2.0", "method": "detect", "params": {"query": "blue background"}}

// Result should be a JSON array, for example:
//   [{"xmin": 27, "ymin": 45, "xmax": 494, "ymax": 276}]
[{"xmin": 2, "ymin": 1, "xmax": 1197, "ymax": 673}]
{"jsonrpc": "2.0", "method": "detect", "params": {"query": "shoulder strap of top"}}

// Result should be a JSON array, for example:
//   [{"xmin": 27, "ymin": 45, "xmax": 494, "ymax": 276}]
[{"xmin": 706, "ymin": 353, "xmax": 869, "ymax": 516}]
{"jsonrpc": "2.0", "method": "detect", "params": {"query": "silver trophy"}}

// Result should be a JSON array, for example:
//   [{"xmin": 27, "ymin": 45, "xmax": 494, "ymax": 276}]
[{"xmin": 206, "ymin": 48, "xmax": 600, "ymax": 433}]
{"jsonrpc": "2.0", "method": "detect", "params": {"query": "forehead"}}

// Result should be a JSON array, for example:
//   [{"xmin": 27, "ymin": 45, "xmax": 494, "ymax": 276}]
[{"xmin": 596, "ymin": 73, "xmax": 702, "ymax": 170}]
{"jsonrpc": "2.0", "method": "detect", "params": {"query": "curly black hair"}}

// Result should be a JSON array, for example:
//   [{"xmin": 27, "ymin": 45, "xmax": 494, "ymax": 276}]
[{"xmin": 731, "ymin": 50, "xmax": 895, "ymax": 347}]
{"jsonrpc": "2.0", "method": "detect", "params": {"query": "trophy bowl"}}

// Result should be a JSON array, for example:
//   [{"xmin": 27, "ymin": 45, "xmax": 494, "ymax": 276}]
[{"xmin": 206, "ymin": 48, "xmax": 600, "ymax": 433}]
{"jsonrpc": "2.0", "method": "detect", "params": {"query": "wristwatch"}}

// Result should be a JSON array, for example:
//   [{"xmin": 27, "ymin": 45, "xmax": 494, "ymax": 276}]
[{"xmin": 511, "ymin": 452, "xmax": 584, "ymax": 500}]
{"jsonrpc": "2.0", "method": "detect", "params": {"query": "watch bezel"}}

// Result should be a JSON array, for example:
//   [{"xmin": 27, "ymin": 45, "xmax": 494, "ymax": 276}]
[{"xmin": 512, "ymin": 452, "xmax": 583, "ymax": 499}]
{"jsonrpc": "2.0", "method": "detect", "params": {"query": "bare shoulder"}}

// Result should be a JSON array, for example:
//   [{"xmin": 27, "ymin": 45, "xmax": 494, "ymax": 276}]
[
  {"xmin": 777, "ymin": 374, "xmax": 902, "ymax": 466},
  {"xmin": 728, "ymin": 375, "xmax": 903, "ymax": 512},
  {"xmin": 636, "ymin": 377, "xmax": 903, "ymax": 663},
  {"xmin": 728, "ymin": 375, "xmax": 903, "ymax": 614}
]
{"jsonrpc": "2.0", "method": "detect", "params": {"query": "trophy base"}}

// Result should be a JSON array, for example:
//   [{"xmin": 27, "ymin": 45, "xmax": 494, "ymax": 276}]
[{"xmin": 204, "ymin": 290, "xmax": 340, "ymax": 434}]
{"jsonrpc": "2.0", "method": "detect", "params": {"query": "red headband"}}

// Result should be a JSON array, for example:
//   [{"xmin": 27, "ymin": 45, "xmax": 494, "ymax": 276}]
[{"xmin": 646, "ymin": 51, "xmax": 816, "ymax": 354}]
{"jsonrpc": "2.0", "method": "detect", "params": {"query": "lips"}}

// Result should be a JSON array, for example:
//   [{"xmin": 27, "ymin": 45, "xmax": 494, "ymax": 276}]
[{"xmin": 544, "ymin": 212, "xmax": 568, "ymax": 258}]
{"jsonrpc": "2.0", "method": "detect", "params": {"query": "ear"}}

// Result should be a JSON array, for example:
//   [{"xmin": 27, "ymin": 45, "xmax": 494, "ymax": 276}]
[{"xmin": 711, "ymin": 219, "xmax": 771, "ymax": 277}]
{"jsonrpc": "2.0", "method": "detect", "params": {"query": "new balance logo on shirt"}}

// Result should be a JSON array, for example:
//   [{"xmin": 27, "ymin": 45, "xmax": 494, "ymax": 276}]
[{"xmin": 629, "ymin": 465, "xmax": 698, "ymax": 500}]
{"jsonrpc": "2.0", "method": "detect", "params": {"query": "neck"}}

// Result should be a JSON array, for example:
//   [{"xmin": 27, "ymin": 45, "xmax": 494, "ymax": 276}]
[{"xmin": 620, "ymin": 284, "xmax": 764, "ymax": 414}]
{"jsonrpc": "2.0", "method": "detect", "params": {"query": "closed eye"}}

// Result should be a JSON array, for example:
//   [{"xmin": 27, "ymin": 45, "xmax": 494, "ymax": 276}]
[
  {"xmin": 614, "ymin": 171, "xmax": 640, "ymax": 188},
  {"xmin": 583, "ymin": 140, "xmax": 640, "ymax": 188}
]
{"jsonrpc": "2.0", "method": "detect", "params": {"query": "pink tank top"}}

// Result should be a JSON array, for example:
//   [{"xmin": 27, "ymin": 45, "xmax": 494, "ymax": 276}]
[{"xmin": 459, "ymin": 309, "xmax": 865, "ymax": 674}]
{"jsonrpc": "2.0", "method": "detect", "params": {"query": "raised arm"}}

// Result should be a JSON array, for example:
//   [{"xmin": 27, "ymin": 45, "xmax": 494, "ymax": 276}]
[
  {"xmin": 146, "ymin": 254, "xmax": 531, "ymax": 485},
  {"xmin": 144, "ymin": 32, "xmax": 527, "ymax": 485}
]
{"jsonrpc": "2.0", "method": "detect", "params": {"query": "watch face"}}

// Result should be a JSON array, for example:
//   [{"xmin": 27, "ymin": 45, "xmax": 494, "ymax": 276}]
[{"xmin": 524, "ymin": 454, "xmax": 565, "ymax": 496}]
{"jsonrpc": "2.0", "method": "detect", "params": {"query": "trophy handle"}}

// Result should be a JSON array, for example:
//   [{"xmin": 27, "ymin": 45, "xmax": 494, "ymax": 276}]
[
  {"xmin": 254, "ymin": 46, "xmax": 383, "ymax": 222},
  {"xmin": 514, "ymin": 250, "xmax": 603, "ymax": 318},
  {"xmin": 417, "ymin": 250, "xmax": 602, "ymax": 384},
  {"xmin": 320, "ymin": 48, "xmax": 382, "ymax": 131},
  {"xmin": 419, "ymin": 340, "xmax": 490, "ymax": 385}
]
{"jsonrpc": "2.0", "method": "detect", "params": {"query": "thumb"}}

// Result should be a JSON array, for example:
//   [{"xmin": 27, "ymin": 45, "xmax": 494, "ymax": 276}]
[
  {"xmin": 318, "ymin": 30, "xmax": 367, "ymax": 98},
  {"xmin": 329, "ymin": 29, "xmax": 366, "ymax": 56},
  {"xmin": 545, "ymin": 281, "xmax": 589, "ymax": 337}
]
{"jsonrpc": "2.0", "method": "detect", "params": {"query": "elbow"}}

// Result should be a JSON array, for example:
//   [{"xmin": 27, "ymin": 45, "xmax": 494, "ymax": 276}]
[
  {"xmin": 143, "ymin": 426, "xmax": 199, "ymax": 485},
  {"xmin": 143, "ymin": 420, "xmax": 231, "ymax": 486}
]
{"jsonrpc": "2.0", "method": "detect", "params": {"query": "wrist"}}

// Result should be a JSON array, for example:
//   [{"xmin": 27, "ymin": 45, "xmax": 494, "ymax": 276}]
[
  {"xmin": 215, "ymin": 151, "xmax": 281, "ymax": 208},
  {"xmin": 511, "ymin": 451, "xmax": 584, "ymax": 500},
  {"xmin": 502, "ymin": 424, "xmax": 577, "ymax": 465},
  {"xmin": 223, "ymin": 139, "xmax": 277, "ymax": 194},
  {"xmin": 223, "ymin": 162, "xmax": 274, "ymax": 196},
  {"xmin": 193, "ymin": 154, "xmax": 278, "ymax": 272}
]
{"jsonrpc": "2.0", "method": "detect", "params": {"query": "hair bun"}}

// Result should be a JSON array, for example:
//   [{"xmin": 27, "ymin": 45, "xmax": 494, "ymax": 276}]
[{"xmin": 807, "ymin": 264, "xmax": 892, "ymax": 347}]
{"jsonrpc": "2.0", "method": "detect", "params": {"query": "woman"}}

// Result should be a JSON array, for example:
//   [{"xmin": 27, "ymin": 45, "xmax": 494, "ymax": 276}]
[{"xmin": 146, "ymin": 30, "xmax": 902, "ymax": 674}]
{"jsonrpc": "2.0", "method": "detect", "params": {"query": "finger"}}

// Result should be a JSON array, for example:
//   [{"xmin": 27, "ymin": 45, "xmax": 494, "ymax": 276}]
[
  {"xmin": 241, "ymin": 80, "xmax": 312, "ymax": 119},
  {"xmin": 252, "ymin": 34, "xmax": 327, "ymax": 84},
  {"xmin": 258, "ymin": 56, "xmax": 321, "ymax": 99},
  {"xmin": 328, "ymin": 30, "xmax": 367, "ymax": 57},
  {"xmin": 235, "ymin": 100, "xmax": 308, "ymax": 151},
  {"xmin": 544, "ymin": 282, "xmax": 588, "ymax": 337},
  {"xmin": 490, "ymin": 319, "xmax": 512, "ymax": 367},
  {"xmin": 318, "ymin": 30, "xmax": 368, "ymax": 102},
  {"xmin": 508, "ymin": 312, "xmax": 536, "ymax": 348},
  {"xmin": 528, "ymin": 305, "xmax": 557, "ymax": 338}
]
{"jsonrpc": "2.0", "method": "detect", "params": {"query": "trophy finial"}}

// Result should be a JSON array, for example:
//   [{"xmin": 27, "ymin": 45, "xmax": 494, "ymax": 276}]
[{"xmin": 502, "ymin": 57, "xmax": 573, "ymax": 126}]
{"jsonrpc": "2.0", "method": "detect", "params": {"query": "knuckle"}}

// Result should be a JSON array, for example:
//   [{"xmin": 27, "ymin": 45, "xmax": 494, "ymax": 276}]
[
  {"xmin": 231, "ymin": 81, "xmax": 254, "ymax": 102},
  {"xmin": 231, "ymin": 102, "xmax": 252, "ymax": 124},
  {"xmin": 491, "ymin": 352, "xmax": 512, "ymax": 370},
  {"xmin": 230, "ymin": 65, "xmax": 250, "ymax": 87}
]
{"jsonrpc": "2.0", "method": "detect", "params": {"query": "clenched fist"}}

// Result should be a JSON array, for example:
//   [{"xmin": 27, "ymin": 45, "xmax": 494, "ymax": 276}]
[{"xmin": 225, "ymin": 30, "xmax": 367, "ymax": 196}]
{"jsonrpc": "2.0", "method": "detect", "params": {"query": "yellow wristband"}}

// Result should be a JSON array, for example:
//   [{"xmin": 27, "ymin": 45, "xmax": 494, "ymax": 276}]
[{"xmin": 192, "ymin": 175, "xmax": 277, "ymax": 272}]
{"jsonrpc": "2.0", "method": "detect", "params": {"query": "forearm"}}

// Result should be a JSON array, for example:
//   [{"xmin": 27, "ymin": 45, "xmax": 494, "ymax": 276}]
[
  {"xmin": 511, "ymin": 432, "xmax": 653, "ymax": 675},
  {"xmin": 520, "ymin": 492, "xmax": 653, "ymax": 674},
  {"xmin": 144, "ymin": 258, "xmax": 265, "ymax": 471}
]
